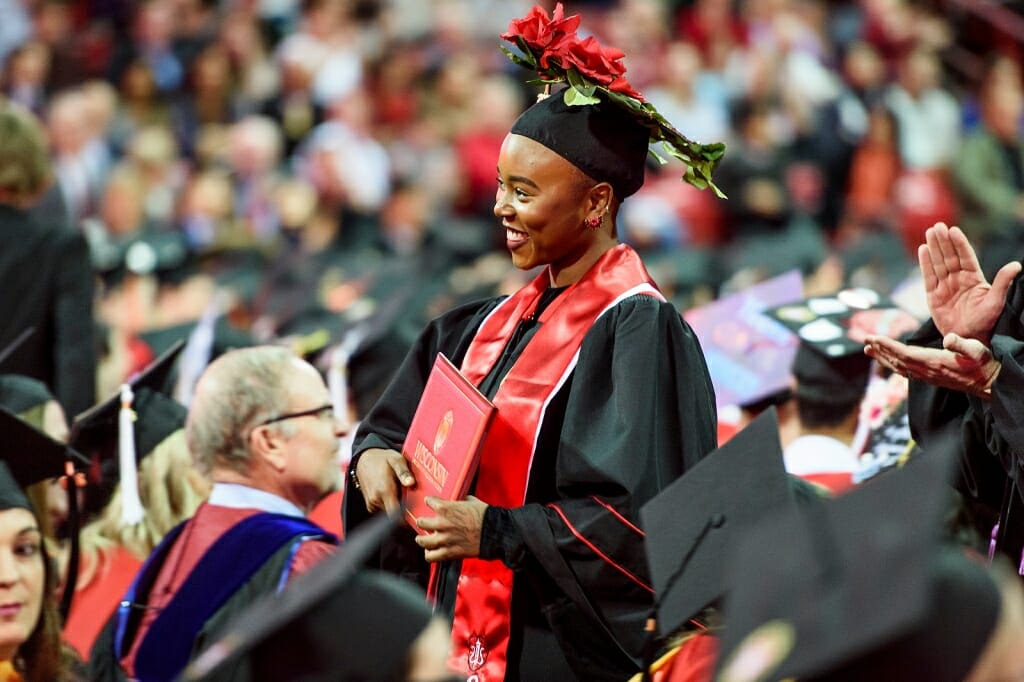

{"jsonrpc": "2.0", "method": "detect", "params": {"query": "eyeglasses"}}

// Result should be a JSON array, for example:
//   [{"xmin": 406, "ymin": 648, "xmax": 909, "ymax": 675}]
[{"xmin": 256, "ymin": 403, "xmax": 335, "ymax": 428}]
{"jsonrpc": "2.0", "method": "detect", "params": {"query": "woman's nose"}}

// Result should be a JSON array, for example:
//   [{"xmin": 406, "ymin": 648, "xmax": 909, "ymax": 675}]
[
  {"xmin": 494, "ymin": 190, "xmax": 511, "ymax": 217},
  {"xmin": 0, "ymin": 550, "xmax": 19, "ymax": 586}
]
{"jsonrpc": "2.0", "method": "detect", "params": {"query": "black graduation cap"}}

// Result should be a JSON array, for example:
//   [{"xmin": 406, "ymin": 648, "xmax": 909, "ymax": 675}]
[
  {"xmin": 763, "ymin": 287, "xmax": 917, "ymax": 360},
  {"xmin": 0, "ymin": 327, "xmax": 34, "ymax": 369},
  {"xmin": 70, "ymin": 340, "xmax": 189, "ymax": 522},
  {"xmin": 289, "ymin": 283, "xmax": 421, "ymax": 420},
  {"xmin": 789, "ymin": 342, "xmax": 873, "ymax": 408},
  {"xmin": 181, "ymin": 512, "xmax": 439, "ymax": 682},
  {"xmin": 136, "ymin": 318, "xmax": 255, "ymax": 369},
  {"xmin": 510, "ymin": 89, "xmax": 650, "ymax": 198},
  {"xmin": 70, "ymin": 339, "xmax": 188, "ymax": 463},
  {"xmin": 0, "ymin": 406, "xmax": 88, "ymax": 510},
  {"xmin": 762, "ymin": 288, "xmax": 915, "ymax": 408},
  {"xmin": 715, "ymin": 433, "xmax": 1002, "ymax": 682},
  {"xmin": 640, "ymin": 408, "xmax": 795, "ymax": 637},
  {"xmin": 0, "ymin": 374, "xmax": 55, "ymax": 415}
]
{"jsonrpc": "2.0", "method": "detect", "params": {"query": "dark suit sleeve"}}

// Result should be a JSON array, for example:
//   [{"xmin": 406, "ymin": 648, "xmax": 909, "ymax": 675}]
[
  {"xmin": 907, "ymin": 280, "xmax": 1024, "ymax": 558},
  {"xmin": 52, "ymin": 229, "xmax": 96, "ymax": 417}
]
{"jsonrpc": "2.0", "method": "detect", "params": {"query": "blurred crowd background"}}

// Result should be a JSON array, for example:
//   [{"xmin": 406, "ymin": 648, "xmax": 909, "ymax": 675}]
[{"xmin": 3, "ymin": 0, "xmax": 1023, "ymax": 419}]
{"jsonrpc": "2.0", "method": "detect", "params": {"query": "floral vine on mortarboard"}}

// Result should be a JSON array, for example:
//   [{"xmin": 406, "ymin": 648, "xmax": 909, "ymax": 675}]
[{"xmin": 500, "ymin": 3, "xmax": 727, "ymax": 198}]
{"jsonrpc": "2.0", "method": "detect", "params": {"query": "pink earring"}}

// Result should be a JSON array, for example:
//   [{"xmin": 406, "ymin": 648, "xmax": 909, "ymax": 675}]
[{"xmin": 585, "ymin": 215, "xmax": 602, "ymax": 230}]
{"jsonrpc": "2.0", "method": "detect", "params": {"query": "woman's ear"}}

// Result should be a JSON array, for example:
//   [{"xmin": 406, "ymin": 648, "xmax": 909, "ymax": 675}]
[{"xmin": 588, "ymin": 182, "xmax": 614, "ymax": 216}]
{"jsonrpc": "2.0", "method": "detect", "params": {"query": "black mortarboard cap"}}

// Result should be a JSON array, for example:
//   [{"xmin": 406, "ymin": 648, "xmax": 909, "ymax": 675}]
[
  {"xmin": 762, "ymin": 288, "xmax": 915, "ymax": 407},
  {"xmin": 0, "ymin": 374, "xmax": 55, "ymax": 414},
  {"xmin": 136, "ymin": 318, "xmax": 255, "ymax": 370},
  {"xmin": 716, "ymin": 434, "xmax": 1001, "ymax": 682},
  {"xmin": 0, "ymin": 327, "xmax": 34, "ymax": 369},
  {"xmin": 0, "ymin": 407, "xmax": 88, "ymax": 511},
  {"xmin": 763, "ymin": 287, "xmax": 917, "ymax": 360},
  {"xmin": 70, "ymin": 340, "xmax": 188, "ymax": 466},
  {"xmin": 510, "ymin": 90, "xmax": 650, "ymax": 198},
  {"xmin": 182, "ymin": 513, "xmax": 436, "ymax": 682},
  {"xmin": 789, "ymin": 342, "xmax": 872, "ymax": 407},
  {"xmin": 641, "ymin": 408, "xmax": 794, "ymax": 636}
]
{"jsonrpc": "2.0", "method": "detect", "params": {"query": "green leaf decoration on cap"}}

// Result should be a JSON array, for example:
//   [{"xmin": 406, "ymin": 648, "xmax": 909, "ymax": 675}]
[{"xmin": 501, "ymin": 3, "xmax": 727, "ymax": 198}]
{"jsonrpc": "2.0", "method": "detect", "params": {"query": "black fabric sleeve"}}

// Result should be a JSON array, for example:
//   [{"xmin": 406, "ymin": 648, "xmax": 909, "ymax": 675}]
[
  {"xmin": 989, "ymin": 334, "xmax": 1024, "ymax": 491},
  {"xmin": 906, "ymin": 278, "xmax": 1024, "ymax": 559},
  {"xmin": 341, "ymin": 297, "xmax": 503, "ymax": 568},
  {"xmin": 508, "ymin": 296, "xmax": 717, "ymax": 669},
  {"xmin": 479, "ymin": 505, "xmax": 527, "ymax": 568},
  {"xmin": 52, "ymin": 228, "xmax": 96, "ymax": 417}
]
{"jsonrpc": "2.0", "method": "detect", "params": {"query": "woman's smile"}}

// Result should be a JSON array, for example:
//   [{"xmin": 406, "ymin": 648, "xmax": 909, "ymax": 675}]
[{"xmin": 505, "ymin": 225, "xmax": 529, "ymax": 249}]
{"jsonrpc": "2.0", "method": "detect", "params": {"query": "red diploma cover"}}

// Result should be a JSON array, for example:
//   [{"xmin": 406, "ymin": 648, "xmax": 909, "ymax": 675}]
[{"xmin": 402, "ymin": 353, "xmax": 496, "ymax": 533}]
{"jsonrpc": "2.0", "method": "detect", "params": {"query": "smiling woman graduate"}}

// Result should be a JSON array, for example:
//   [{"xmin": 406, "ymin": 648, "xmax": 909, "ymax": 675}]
[{"xmin": 343, "ymin": 5, "xmax": 724, "ymax": 681}]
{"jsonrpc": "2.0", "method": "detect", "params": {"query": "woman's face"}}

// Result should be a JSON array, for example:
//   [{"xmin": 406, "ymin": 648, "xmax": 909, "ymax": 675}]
[
  {"xmin": 0, "ymin": 508, "xmax": 44, "ymax": 661},
  {"xmin": 494, "ymin": 133, "xmax": 604, "ymax": 286}
]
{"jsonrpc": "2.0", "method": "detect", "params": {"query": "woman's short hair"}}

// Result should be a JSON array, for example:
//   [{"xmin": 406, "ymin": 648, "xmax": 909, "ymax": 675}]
[{"xmin": 0, "ymin": 102, "xmax": 52, "ymax": 204}]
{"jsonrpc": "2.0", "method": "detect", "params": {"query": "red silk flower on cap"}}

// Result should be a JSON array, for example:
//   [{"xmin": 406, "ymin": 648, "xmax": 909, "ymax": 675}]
[
  {"xmin": 501, "ymin": 2, "xmax": 643, "ymax": 102},
  {"xmin": 562, "ymin": 36, "xmax": 644, "ymax": 100},
  {"xmin": 500, "ymin": 3, "xmax": 581, "ymax": 70},
  {"xmin": 499, "ymin": 3, "xmax": 727, "ymax": 197}
]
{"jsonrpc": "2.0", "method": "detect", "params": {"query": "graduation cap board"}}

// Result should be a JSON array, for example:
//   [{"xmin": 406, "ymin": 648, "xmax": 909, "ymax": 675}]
[
  {"xmin": 0, "ymin": 406, "xmax": 89, "ymax": 620},
  {"xmin": 182, "ymin": 512, "xmax": 433, "ymax": 682},
  {"xmin": 0, "ymin": 327, "xmax": 34, "ymax": 369},
  {"xmin": 762, "ymin": 287, "xmax": 920, "ymax": 359},
  {"xmin": 71, "ymin": 339, "xmax": 187, "ymax": 462},
  {"xmin": 763, "ymin": 288, "xmax": 919, "ymax": 410},
  {"xmin": 683, "ymin": 270, "xmax": 802, "ymax": 409},
  {"xmin": 0, "ymin": 374, "xmax": 55, "ymax": 415},
  {"xmin": 70, "ymin": 340, "xmax": 188, "ymax": 525},
  {"xmin": 640, "ymin": 407, "xmax": 794, "ymax": 638},
  {"xmin": 0, "ymin": 406, "xmax": 88, "ymax": 509},
  {"xmin": 715, "ymin": 432, "xmax": 1001, "ymax": 682}
]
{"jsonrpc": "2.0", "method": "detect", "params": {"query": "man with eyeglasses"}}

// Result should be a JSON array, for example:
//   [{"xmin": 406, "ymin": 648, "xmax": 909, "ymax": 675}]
[{"xmin": 93, "ymin": 346, "xmax": 349, "ymax": 681}]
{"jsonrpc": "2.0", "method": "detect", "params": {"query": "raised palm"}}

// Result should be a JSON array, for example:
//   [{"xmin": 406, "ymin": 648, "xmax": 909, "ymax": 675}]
[{"xmin": 920, "ymin": 223, "xmax": 1021, "ymax": 345}]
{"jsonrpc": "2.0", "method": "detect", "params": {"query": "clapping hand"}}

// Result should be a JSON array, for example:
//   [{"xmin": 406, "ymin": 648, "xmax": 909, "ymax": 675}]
[
  {"xmin": 865, "ymin": 332, "xmax": 1000, "ymax": 399},
  {"xmin": 920, "ymin": 223, "xmax": 1021, "ymax": 345}
]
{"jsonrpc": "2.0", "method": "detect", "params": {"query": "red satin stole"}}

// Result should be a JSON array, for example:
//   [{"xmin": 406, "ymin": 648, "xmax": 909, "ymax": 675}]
[{"xmin": 448, "ymin": 244, "xmax": 661, "ymax": 681}]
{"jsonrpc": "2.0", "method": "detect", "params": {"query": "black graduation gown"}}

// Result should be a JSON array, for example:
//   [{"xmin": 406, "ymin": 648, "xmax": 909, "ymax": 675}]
[
  {"xmin": 0, "ymin": 203, "xmax": 96, "ymax": 416},
  {"xmin": 343, "ymin": 290, "xmax": 718, "ymax": 681},
  {"xmin": 907, "ymin": 275, "xmax": 1024, "ymax": 561}
]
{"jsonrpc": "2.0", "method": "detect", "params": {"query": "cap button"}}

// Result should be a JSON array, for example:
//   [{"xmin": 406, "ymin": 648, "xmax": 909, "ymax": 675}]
[{"xmin": 710, "ymin": 513, "xmax": 726, "ymax": 528}]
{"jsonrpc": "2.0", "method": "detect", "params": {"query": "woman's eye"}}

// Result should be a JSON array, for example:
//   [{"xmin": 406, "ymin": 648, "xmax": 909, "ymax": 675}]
[
  {"xmin": 514, "ymin": 188, "xmax": 529, "ymax": 199},
  {"xmin": 15, "ymin": 543, "xmax": 39, "ymax": 558}
]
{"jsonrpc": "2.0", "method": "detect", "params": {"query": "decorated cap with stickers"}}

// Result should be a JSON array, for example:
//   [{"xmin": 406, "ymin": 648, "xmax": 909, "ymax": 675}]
[
  {"xmin": 764, "ymin": 288, "xmax": 922, "ymax": 408},
  {"xmin": 684, "ymin": 270, "xmax": 802, "ymax": 410},
  {"xmin": 763, "ymin": 287, "xmax": 921, "ymax": 359}
]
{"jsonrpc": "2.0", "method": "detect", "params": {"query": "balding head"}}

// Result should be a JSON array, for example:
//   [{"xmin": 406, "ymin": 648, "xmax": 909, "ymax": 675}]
[{"xmin": 186, "ymin": 346, "xmax": 301, "ymax": 476}]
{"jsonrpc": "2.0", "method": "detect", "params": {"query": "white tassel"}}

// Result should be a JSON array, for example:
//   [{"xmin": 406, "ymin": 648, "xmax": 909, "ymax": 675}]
[
  {"xmin": 118, "ymin": 384, "xmax": 145, "ymax": 526},
  {"xmin": 175, "ymin": 290, "xmax": 226, "ymax": 407}
]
